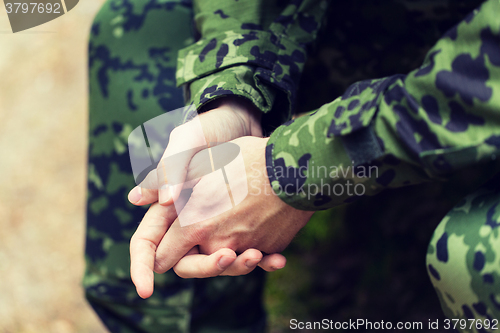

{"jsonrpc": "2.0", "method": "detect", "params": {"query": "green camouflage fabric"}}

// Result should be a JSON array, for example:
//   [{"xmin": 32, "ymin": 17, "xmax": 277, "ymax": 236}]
[
  {"xmin": 85, "ymin": 0, "xmax": 500, "ymax": 331},
  {"xmin": 266, "ymin": 0, "xmax": 500, "ymax": 210},
  {"xmin": 280, "ymin": 1, "xmax": 499, "ymax": 329},
  {"xmin": 267, "ymin": 1, "xmax": 500, "ymax": 330},
  {"xmin": 84, "ymin": 1, "xmax": 266, "ymax": 332},
  {"xmin": 177, "ymin": 0, "xmax": 329, "ymax": 133},
  {"xmin": 263, "ymin": 2, "xmax": 500, "ymax": 327},
  {"xmin": 427, "ymin": 174, "xmax": 500, "ymax": 333},
  {"xmin": 173, "ymin": 0, "xmax": 500, "ymax": 331}
]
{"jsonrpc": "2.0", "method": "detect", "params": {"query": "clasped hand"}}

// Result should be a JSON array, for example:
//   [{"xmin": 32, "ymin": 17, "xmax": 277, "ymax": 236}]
[{"xmin": 128, "ymin": 98, "xmax": 314, "ymax": 298}]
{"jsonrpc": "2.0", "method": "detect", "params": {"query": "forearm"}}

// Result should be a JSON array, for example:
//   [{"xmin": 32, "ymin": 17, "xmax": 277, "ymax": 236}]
[{"xmin": 266, "ymin": 0, "xmax": 500, "ymax": 210}]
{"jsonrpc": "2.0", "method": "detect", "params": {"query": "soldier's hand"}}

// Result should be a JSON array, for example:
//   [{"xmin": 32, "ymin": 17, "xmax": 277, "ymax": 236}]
[
  {"xmin": 172, "ymin": 247, "xmax": 286, "ymax": 279},
  {"xmin": 130, "ymin": 136, "xmax": 313, "ymax": 297},
  {"xmin": 129, "ymin": 197, "xmax": 286, "ymax": 298},
  {"xmin": 130, "ymin": 120, "xmax": 286, "ymax": 298},
  {"xmin": 127, "ymin": 96, "xmax": 262, "ymax": 206}
]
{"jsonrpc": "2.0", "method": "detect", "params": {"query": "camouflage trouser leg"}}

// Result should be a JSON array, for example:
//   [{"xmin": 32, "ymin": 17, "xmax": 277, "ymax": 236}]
[
  {"xmin": 83, "ymin": 1, "xmax": 266, "ymax": 332},
  {"xmin": 427, "ymin": 176, "xmax": 500, "ymax": 333}
]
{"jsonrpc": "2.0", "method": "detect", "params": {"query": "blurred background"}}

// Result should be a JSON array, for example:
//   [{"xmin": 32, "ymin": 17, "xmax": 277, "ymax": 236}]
[{"xmin": 0, "ymin": 1, "xmax": 108, "ymax": 332}]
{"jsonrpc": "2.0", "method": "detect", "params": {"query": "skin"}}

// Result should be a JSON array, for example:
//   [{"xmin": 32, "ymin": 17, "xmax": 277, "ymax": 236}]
[
  {"xmin": 130, "ymin": 136, "xmax": 314, "ymax": 299},
  {"xmin": 128, "ymin": 98, "xmax": 291, "ymax": 298},
  {"xmin": 129, "ymin": 97, "xmax": 261, "ymax": 205}
]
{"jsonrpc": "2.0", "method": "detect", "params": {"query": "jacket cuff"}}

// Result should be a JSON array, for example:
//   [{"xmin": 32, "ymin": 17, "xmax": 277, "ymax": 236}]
[
  {"xmin": 186, "ymin": 65, "xmax": 276, "ymax": 114},
  {"xmin": 177, "ymin": 30, "xmax": 308, "ymax": 117},
  {"xmin": 265, "ymin": 113, "xmax": 354, "ymax": 211}
]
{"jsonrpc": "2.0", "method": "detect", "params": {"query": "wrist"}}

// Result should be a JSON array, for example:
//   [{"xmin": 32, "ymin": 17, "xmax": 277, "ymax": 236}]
[{"xmin": 200, "ymin": 96, "xmax": 263, "ymax": 137}]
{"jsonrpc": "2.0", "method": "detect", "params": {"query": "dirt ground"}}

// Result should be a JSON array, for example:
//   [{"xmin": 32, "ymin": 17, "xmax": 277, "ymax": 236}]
[{"xmin": 0, "ymin": 2, "xmax": 108, "ymax": 332}]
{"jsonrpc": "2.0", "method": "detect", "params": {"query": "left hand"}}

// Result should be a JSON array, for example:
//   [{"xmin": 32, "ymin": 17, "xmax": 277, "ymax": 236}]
[
  {"xmin": 128, "ymin": 96, "xmax": 263, "ymax": 206},
  {"xmin": 130, "ymin": 136, "xmax": 314, "ymax": 297},
  {"xmin": 130, "ymin": 199, "xmax": 287, "ymax": 299}
]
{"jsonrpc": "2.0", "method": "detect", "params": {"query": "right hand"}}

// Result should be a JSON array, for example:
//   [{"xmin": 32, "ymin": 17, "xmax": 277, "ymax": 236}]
[
  {"xmin": 129, "ymin": 136, "xmax": 311, "ymax": 297},
  {"xmin": 127, "ymin": 96, "xmax": 263, "ymax": 206},
  {"xmin": 127, "ymin": 97, "xmax": 287, "ymax": 296}
]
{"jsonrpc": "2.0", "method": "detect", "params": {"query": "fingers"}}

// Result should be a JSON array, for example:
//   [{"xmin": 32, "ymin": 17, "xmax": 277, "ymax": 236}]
[
  {"xmin": 128, "ymin": 106, "xmax": 258, "ymax": 207},
  {"xmin": 220, "ymin": 249, "xmax": 263, "ymax": 276},
  {"xmin": 128, "ymin": 169, "xmax": 160, "ymax": 205},
  {"xmin": 130, "ymin": 203, "xmax": 178, "ymax": 298},
  {"xmin": 129, "ymin": 120, "xmax": 209, "ymax": 207},
  {"xmin": 172, "ymin": 249, "xmax": 287, "ymax": 278},
  {"xmin": 152, "ymin": 217, "xmax": 198, "ymax": 274},
  {"xmin": 128, "ymin": 148, "xmax": 207, "ymax": 206},
  {"xmin": 130, "ymin": 246, "xmax": 155, "ymax": 299},
  {"xmin": 173, "ymin": 248, "xmax": 262, "ymax": 278},
  {"xmin": 173, "ymin": 247, "xmax": 238, "ymax": 278},
  {"xmin": 258, "ymin": 253, "xmax": 287, "ymax": 272}
]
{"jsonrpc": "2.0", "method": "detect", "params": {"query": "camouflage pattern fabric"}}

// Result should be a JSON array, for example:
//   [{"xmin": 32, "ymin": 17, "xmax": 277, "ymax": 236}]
[
  {"xmin": 265, "ymin": 0, "xmax": 500, "ymax": 210},
  {"xmin": 85, "ymin": 0, "xmax": 500, "ymax": 331},
  {"xmin": 287, "ymin": 2, "xmax": 500, "ymax": 330},
  {"xmin": 263, "ymin": 2, "xmax": 500, "ymax": 327},
  {"xmin": 177, "ymin": 0, "xmax": 330, "ymax": 133},
  {"xmin": 173, "ymin": 0, "xmax": 500, "ymax": 209},
  {"xmin": 172, "ymin": 0, "xmax": 500, "ymax": 331},
  {"xmin": 84, "ymin": 1, "xmax": 266, "ymax": 332},
  {"xmin": 427, "ymin": 174, "xmax": 500, "ymax": 333}
]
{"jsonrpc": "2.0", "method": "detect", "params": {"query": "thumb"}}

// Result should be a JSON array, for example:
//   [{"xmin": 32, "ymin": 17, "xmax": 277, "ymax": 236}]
[
  {"xmin": 157, "ymin": 119, "xmax": 208, "ymax": 205},
  {"xmin": 128, "ymin": 169, "xmax": 160, "ymax": 205},
  {"xmin": 157, "ymin": 146, "xmax": 207, "ymax": 205}
]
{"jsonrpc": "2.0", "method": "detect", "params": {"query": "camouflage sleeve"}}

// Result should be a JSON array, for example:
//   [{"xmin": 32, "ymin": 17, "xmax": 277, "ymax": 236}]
[
  {"xmin": 267, "ymin": 0, "xmax": 500, "ymax": 211},
  {"xmin": 176, "ymin": 0, "xmax": 328, "ymax": 130}
]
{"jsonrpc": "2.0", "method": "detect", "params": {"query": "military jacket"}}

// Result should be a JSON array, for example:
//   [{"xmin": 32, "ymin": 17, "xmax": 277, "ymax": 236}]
[{"xmin": 176, "ymin": 0, "xmax": 500, "ymax": 210}]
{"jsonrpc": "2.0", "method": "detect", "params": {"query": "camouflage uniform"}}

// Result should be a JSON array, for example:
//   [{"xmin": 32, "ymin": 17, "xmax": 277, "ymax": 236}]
[
  {"xmin": 175, "ymin": 0, "xmax": 500, "ymax": 331},
  {"xmin": 86, "ymin": 0, "xmax": 500, "ymax": 332},
  {"xmin": 85, "ymin": 1, "xmax": 266, "ymax": 332}
]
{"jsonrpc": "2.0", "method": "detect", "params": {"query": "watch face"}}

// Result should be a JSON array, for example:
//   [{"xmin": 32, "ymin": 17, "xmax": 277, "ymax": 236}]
[
  {"xmin": 128, "ymin": 106, "xmax": 248, "ymax": 227},
  {"xmin": 4, "ymin": 0, "xmax": 79, "ymax": 33}
]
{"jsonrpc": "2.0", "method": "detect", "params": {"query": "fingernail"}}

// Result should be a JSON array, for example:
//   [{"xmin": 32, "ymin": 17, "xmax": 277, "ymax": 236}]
[
  {"xmin": 271, "ymin": 265, "xmax": 285, "ymax": 271},
  {"xmin": 129, "ymin": 186, "xmax": 142, "ymax": 203},
  {"xmin": 245, "ymin": 259, "xmax": 261, "ymax": 268},
  {"xmin": 159, "ymin": 184, "xmax": 171, "ymax": 204},
  {"xmin": 218, "ymin": 256, "xmax": 234, "ymax": 270}
]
